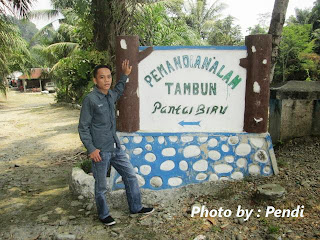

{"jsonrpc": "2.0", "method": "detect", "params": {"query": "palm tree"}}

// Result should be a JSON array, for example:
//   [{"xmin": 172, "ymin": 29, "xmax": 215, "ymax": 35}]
[
  {"xmin": 268, "ymin": 0, "xmax": 290, "ymax": 83},
  {"xmin": 183, "ymin": 0, "xmax": 226, "ymax": 40},
  {"xmin": 0, "ymin": 0, "xmax": 32, "ymax": 17},
  {"xmin": 0, "ymin": 0, "xmax": 34, "ymax": 96}
]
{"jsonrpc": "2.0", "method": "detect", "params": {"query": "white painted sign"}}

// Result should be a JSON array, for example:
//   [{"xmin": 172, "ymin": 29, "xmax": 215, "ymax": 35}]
[{"xmin": 138, "ymin": 46, "xmax": 247, "ymax": 132}]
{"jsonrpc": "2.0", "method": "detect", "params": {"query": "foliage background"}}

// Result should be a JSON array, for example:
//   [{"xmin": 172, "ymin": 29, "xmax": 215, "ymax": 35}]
[{"xmin": 1, "ymin": 0, "xmax": 320, "ymax": 100}]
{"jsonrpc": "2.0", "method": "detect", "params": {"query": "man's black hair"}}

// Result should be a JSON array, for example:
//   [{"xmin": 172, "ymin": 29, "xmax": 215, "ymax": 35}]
[{"xmin": 93, "ymin": 64, "xmax": 112, "ymax": 78}]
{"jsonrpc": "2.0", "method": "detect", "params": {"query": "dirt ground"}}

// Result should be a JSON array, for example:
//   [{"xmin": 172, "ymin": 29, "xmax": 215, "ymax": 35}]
[{"xmin": 0, "ymin": 90, "xmax": 319, "ymax": 240}]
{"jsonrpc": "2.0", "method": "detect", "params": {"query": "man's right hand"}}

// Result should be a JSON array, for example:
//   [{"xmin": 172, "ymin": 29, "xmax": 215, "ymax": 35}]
[{"xmin": 89, "ymin": 149, "xmax": 102, "ymax": 162}]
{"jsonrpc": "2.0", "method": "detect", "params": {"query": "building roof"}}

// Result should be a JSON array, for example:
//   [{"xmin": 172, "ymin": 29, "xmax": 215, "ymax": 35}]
[{"xmin": 19, "ymin": 68, "xmax": 50, "ymax": 80}]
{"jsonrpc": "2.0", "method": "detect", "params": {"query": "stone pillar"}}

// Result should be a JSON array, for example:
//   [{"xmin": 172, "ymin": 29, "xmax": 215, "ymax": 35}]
[
  {"xmin": 116, "ymin": 36, "xmax": 139, "ymax": 132},
  {"xmin": 240, "ymin": 35, "xmax": 272, "ymax": 133},
  {"xmin": 115, "ymin": 36, "xmax": 153, "ymax": 132}
]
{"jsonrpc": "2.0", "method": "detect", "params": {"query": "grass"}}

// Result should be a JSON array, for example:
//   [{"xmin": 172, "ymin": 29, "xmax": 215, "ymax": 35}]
[
  {"xmin": 76, "ymin": 158, "xmax": 92, "ymax": 174},
  {"xmin": 268, "ymin": 224, "xmax": 280, "ymax": 234},
  {"xmin": 276, "ymin": 157, "xmax": 288, "ymax": 168}
]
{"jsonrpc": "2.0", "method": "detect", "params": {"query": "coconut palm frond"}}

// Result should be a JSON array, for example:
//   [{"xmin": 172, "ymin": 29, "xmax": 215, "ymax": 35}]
[
  {"xmin": 46, "ymin": 42, "xmax": 79, "ymax": 56},
  {"xmin": 27, "ymin": 9, "xmax": 61, "ymax": 21},
  {"xmin": 50, "ymin": 59, "xmax": 63, "ymax": 72},
  {"xmin": 12, "ymin": 0, "xmax": 32, "ymax": 18},
  {"xmin": 203, "ymin": 0, "xmax": 226, "ymax": 22},
  {"xmin": 29, "ymin": 22, "xmax": 55, "ymax": 44},
  {"xmin": 0, "ymin": 19, "xmax": 21, "ymax": 46}
]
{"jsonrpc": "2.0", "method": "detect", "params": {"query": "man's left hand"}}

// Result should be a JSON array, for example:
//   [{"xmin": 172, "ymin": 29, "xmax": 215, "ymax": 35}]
[{"xmin": 122, "ymin": 59, "xmax": 132, "ymax": 76}]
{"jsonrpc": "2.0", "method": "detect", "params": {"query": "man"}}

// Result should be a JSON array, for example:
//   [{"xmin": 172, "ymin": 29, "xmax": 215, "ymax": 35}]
[{"xmin": 78, "ymin": 60, "xmax": 154, "ymax": 226}]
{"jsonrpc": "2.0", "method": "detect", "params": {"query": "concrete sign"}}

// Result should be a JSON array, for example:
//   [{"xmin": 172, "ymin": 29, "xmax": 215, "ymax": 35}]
[
  {"xmin": 138, "ymin": 46, "xmax": 247, "ymax": 132},
  {"xmin": 114, "ymin": 35, "xmax": 277, "ymax": 190}
]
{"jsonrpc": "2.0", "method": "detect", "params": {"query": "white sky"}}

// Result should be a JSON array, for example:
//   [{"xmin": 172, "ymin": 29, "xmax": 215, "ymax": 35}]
[{"xmin": 30, "ymin": 0, "xmax": 316, "ymax": 36}]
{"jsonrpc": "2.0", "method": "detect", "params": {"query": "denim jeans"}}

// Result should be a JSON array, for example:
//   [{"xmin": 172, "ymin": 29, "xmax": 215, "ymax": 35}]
[{"xmin": 92, "ymin": 148, "xmax": 143, "ymax": 220}]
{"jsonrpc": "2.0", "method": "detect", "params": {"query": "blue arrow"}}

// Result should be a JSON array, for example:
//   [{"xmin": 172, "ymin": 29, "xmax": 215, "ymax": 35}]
[{"xmin": 179, "ymin": 120, "xmax": 201, "ymax": 127}]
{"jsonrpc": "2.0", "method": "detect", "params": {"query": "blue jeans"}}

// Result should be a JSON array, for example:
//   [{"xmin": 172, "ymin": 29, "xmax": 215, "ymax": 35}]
[{"xmin": 92, "ymin": 148, "xmax": 143, "ymax": 219}]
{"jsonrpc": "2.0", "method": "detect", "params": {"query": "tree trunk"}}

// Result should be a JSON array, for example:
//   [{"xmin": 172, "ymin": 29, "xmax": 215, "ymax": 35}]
[
  {"xmin": 91, "ymin": 0, "xmax": 128, "ymax": 54},
  {"xmin": 91, "ymin": 0, "xmax": 112, "ymax": 51},
  {"xmin": 268, "ymin": 0, "xmax": 289, "ymax": 83}
]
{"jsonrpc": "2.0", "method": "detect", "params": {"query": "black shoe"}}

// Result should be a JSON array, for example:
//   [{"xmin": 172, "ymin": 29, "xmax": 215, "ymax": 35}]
[
  {"xmin": 100, "ymin": 215, "xmax": 116, "ymax": 226},
  {"xmin": 134, "ymin": 207, "xmax": 154, "ymax": 215}
]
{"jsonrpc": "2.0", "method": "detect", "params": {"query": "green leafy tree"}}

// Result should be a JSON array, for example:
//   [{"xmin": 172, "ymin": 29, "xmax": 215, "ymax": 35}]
[
  {"xmin": 287, "ymin": 8, "xmax": 311, "ymax": 25},
  {"xmin": 10, "ymin": 17, "xmax": 38, "ymax": 42},
  {"xmin": 247, "ymin": 13, "xmax": 270, "ymax": 35},
  {"xmin": 132, "ymin": 2, "xmax": 202, "ymax": 46},
  {"xmin": 274, "ymin": 24, "xmax": 315, "ymax": 82},
  {"xmin": 309, "ymin": 0, "xmax": 320, "ymax": 54},
  {"xmin": 208, "ymin": 15, "xmax": 243, "ymax": 45},
  {"xmin": 182, "ymin": 0, "xmax": 226, "ymax": 40},
  {"xmin": 0, "ymin": 0, "xmax": 33, "ymax": 96},
  {"xmin": 53, "ymin": 50, "xmax": 110, "ymax": 103}
]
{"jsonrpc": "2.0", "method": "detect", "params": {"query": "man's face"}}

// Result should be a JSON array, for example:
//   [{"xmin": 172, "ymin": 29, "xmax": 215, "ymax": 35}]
[{"xmin": 93, "ymin": 68, "xmax": 112, "ymax": 92}]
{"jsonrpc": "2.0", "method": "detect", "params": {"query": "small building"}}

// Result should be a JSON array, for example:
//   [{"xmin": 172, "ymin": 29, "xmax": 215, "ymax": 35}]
[
  {"xmin": 18, "ymin": 68, "xmax": 51, "ymax": 92},
  {"xmin": 6, "ymin": 71, "xmax": 22, "ymax": 87}
]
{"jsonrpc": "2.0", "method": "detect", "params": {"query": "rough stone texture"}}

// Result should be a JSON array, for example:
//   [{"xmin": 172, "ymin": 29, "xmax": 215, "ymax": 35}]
[
  {"xmin": 136, "ymin": 174, "xmax": 145, "ymax": 187},
  {"xmin": 183, "ymin": 145, "xmax": 201, "ymax": 158},
  {"xmin": 254, "ymin": 150, "xmax": 268, "ymax": 163},
  {"xmin": 54, "ymin": 234, "xmax": 76, "ymax": 240},
  {"xmin": 179, "ymin": 161, "xmax": 188, "ymax": 171},
  {"xmin": 269, "ymin": 81, "xmax": 320, "ymax": 142},
  {"xmin": 214, "ymin": 164, "xmax": 233, "ymax": 173},
  {"xmin": 231, "ymin": 172, "xmax": 244, "ymax": 180},
  {"xmin": 236, "ymin": 158, "xmax": 247, "ymax": 168},
  {"xmin": 208, "ymin": 150, "xmax": 221, "ymax": 160},
  {"xmin": 221, "ymin": 144, "xmax": 229, "ymax": 152},
  {"xmin": 198, "ymin": 136, "xmax": 208, "ymax": 143},
  {"xmin": 133, "ymin": 136, "xmax": 142, "ymax": 143},
  {"xmin": 69, "ymin": 167, "xmax": 95, "ymax": 199},
  {"xmin": 162, "ymin": 148, "xmax": 176, "ymax": 157},
  {"xmin": 193, "ymin": 160, "xmax": 208, "ymax": 171},
  {"xmin": 133, "ymin": 148, "xmax": 143, "ymax": 155},
  {"xmin": 158, "ymin": 136, "xmax": 165, "ymax": 144},
  {"xmin": 248, "ymin": 164, "xmax": 260, "ymax": 175},
  {"xmin": 208, "ymin": 138, "xmax": 218, "ymax": 147},
  {"xmin": 281, "ymin": 99, "xmax": 314, "ymax": 141},
  {"xmin": 249, "ymin": 137, "xmax": 265, "ymax": 148},
  {"xmin": 160, "ymin": 160, "xmax": 175, "ymax": 171},
  {"xmin": 114, "ymin": 133, "xmax": 278, "ymax": 190},
  {"xmin": 271, "ymin": 81, "xmax": 320, "ymax": 100},
  {"xmin": 224, "ymin": 156, "xmax": 234, "ymax": 163},
  {"xmin": 209, "ymin": 174, "xmax": 219, "ymax": 181},
  {"xmin": 257, "ymin": 183, "xmax": 286, "ymax": 200},
  {"xmin": 145, "ymin": 144, "xmax": 152, "ymax": 151},
  {"xmin": 235, "ymin": 144, "xmax": 251, "ymax": 156},
  {"xmin": 140, "ymin": 165, "xmax": 151, "ymax": 175},
  {"xmin": 150, "ymin": 176, "xmax": 163, "ymax": 188},
  {"xmin": 181, "ymin": 135, "xmax": 193, "ymax": 143},
  {"xmin": 228, "ymin": 136, "xmax": 239, "ymax": 145},
  {"xmin": 169, "ymin": 136, "xmax": 178, "ymax": 142},
  {"xmin": 108, "ymin": 180, "xmax": 235, "ymax": 211},
  {"xmin": 196, "ymin": 173, "xmax": 207, "ymax": 181},
  {"xmin": 145, "ymin": 153, "xmax": 156, "ymax": 162},
  {"xmin": 145, "ymin": 136, "xmax": 154, "ymax": 142},
  {"xmin": 168, "ymin": 177, "xmax": 182, "ymax": 187}
]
